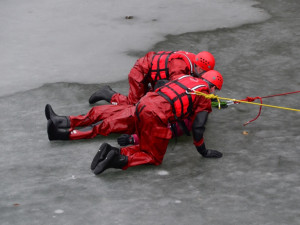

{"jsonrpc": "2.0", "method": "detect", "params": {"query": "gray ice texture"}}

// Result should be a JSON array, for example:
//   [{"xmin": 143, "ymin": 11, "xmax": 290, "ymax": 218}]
[{"xmin": 0, "ymin": 0, "xmax": 299, "ymax": 225}]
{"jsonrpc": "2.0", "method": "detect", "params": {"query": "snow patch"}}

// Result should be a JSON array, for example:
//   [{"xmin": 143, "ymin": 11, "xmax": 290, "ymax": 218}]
[
  {"xmin": 157, "ymin": 170, "xmax": 169, "ymax": 176},
  {"xmin": 54, "ymin": 209, "xmax": 64, "ymax": 214}
]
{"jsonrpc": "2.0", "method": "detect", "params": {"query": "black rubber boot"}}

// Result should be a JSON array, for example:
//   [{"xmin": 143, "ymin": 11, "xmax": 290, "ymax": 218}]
[
  {"xmin": 109, "ymin": 154, "xmax": 128, "ymax": 169},
  {"xmin": 45, "ymin": 104, "xmax": 70, "ymax": 128},
  {"xmin": 91, "ymin": 143, "xmax": 120, "ymax": 170},
  {"xmin": 91, "ymin": 145, "xmax": 128, "ymax": 175},
  {"xmin": 93, "ymin": 153, "xmax": 128, "ymax": 175},
  {"xmin": 88, "ymin": 85, "xmax": 116, "ymax": 104},
  {"xmin": 47, "ymin": 119, "xmax": 70, "ymax": 141}
]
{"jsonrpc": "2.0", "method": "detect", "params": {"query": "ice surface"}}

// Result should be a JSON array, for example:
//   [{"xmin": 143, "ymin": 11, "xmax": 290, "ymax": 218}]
[{"xmin": 0, "ymin": 0, "xmax": 270, "ymax": 97}]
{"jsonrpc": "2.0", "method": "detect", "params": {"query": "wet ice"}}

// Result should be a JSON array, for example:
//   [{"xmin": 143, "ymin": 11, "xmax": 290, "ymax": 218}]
[{"xmin": 0, "ymin": 0, "xmax": 299, "ymax": 225}]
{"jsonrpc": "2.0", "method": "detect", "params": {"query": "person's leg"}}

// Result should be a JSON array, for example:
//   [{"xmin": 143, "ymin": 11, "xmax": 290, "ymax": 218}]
[
  {"xmin": 110, "ymin": 68, "xmax": 147, "ymax": 105},
  {"xmin": 90, "ymin": 102, "xmax": 172, "ymax": 174},
  {"xmin": 45, "ymin": 104, "xmax": 129, "ymax": 129},
  {"xmin": 45, "ymin": 104, "xmax": 70, "ymax": 128},
  {"xmin": 91, "ymin": 143, "xmax": 157, "ymax": 175},
  {"xmin": 69, "ymin": 105, "xmax": 132, "ymax": 128},
  {"xmin": 88, "ymin": 71, "xmax": 146, "ymax": 106},
  {"xmin": 48, "ymin": 104, "xmax": 136, "ymax": 141},
  {"xmin": 91, "ymin": 143, "xmax": 128, "ymax": 175},
  {"xmin": 69, "ymin": 105, "xmax": 136, "ymax": 140},
  {"xmin": 120, "ymin": 102, "xmax": 172, "ymax": 169},
  {"xmin": 90, "ymin": 117, "xmax": 171, "ymax": 174},
  {"xmin": 90, "ymin": 96, "xmax": 172, "ymax": 174},
  {"xmin": 120, "ymin": 145, "xmax": 156, "ymax": 169},
  {"xmin": 88, "ymin": 85, "xmax": 116, "ymax": 104}
]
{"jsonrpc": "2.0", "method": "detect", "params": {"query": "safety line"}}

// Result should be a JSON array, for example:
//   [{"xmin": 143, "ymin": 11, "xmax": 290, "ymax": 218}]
[
  {"xmin": 188, "ymin": 91, "xmax": 300, "ymax": 112},
  {"xmin": 222, "ymin": 97, "xmax": 300, "ymax": 112}
]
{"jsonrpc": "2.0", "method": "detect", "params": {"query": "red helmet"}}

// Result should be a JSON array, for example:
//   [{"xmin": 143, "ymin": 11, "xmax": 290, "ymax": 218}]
[
  {"xmin": 195, "ymin": 51, "xmax": 215, "ymax": 71},
  {"xmin": 202, "ymin": 70, "xmax": 223, "ymax": 90}
]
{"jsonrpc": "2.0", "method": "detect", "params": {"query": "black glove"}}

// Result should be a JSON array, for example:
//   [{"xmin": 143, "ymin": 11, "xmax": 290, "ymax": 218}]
[
  {"xmin": 196, "ymin": 143, "xmax": 223, "ymax": 158},
  {"xmin": 117, "ymin": 134, "xmax": 134, "ymax": 146}
]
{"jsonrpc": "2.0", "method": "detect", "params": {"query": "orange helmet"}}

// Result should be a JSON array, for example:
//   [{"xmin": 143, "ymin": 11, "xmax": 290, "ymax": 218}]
[
  {"xmin": 195, "ymin": 51, "xmax": 215, "ymax": 71},
  {"xmin": 202, "ymin": 70, "xmax": 223, "ymax": 90}
]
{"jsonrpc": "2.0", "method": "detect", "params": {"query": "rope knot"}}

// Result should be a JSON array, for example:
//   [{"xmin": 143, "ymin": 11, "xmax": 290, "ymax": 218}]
[
  {"xmin": 245, "ymin": 97, "xmax": 256, "ymax": 102},
  {"xmin": 235, "ymin": 96, "xmax": 261, "ymax": 104}
]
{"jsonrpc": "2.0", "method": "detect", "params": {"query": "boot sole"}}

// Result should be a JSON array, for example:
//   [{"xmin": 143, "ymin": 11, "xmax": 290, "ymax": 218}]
[
  {"xmin": 94, "ymin": 150, "xmax": 116, "ymax": 175},
  {"xmin": 47, "ymin": 119, "xmax": 55, "ymax": 141},
  {"xmin": 91, "ymin": 143, "xmax": 109, "ymax": 170}
]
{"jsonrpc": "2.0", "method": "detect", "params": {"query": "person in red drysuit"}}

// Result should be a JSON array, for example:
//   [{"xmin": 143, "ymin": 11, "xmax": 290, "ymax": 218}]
[
  {"xmin": 46, "ymin": 104, "xmax": 137, "ymax": 140},
  {"xmin": 90, "ymin": 70, "xmax": 224, "ymax": 175},
  {"xmin": 88, "ymin": 51, "xmax": 215, "ymax": 106},
  {"xmin": 45, "ymin": 80, "xmax": 193, "ymax": 141},
  {"xmin": 46, "ymin": 99, "xmax": 225, "ymax": 141}
]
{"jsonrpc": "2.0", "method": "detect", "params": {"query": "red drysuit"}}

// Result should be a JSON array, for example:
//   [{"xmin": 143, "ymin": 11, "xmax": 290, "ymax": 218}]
[
  {"xmin": 111, "ymin": 51, "xmax": 196, "ymax": 105},
  {"xmin": 68, "ymin": 105, "xmax": 136, "ymax": 140},
  {"xmin": 120, "ymin": 75, "xmax": 212, "ymax": 169},
  {"xmin": 129, "ymin": 118, "xmax": 192, "ymax": 145}
]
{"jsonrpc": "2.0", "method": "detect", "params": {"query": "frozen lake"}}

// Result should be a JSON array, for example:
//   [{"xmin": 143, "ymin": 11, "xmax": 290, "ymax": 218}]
[{"xmin": 0, "ymin": 0, "xmax": 299, "ymax": 225}]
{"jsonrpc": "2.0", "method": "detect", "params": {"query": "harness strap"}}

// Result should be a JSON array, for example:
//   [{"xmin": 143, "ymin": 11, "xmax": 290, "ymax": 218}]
[
  {"xmin": 174, "ymin": 81, "xmax": 193, "ymax": 118},
  {"xmin": 157, "ymin": 90, "xmax": 179, "ymax": 120},
  {"xmin": 178, "ymin": 120, "xmax": 191, "ymax": 136},
  {"xmin": 150, "ymin": 51, "xmax": 174, "ymax": 82}
]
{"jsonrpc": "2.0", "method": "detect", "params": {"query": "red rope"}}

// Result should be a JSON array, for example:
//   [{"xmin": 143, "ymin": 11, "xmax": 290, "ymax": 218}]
[
  {"xmin": 243, "ymin": 97, "xmax": 262, "ymax": 126},
  {"xmin": 261, "ymin": 90, "xmax": 300, "ymax": 99},
  {"xmin": 235, "ymin": 90, "xmax": 300, "ymax": 126}
]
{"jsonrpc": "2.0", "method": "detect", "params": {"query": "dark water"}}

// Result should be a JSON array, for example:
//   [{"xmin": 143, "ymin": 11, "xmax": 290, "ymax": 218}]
[{"xmin": 0, "ymin": 0, "xmax": 299, "ymax": 224}]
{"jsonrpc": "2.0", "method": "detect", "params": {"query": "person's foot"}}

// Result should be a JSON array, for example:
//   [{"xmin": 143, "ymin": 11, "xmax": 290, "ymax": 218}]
[
  {"xmin": 45, "ymin": 104, "xmax": 70, "ymax": 128},
  {"xmin": 91, "ymin": 143, "xmax": 120, "ymax": 170},
  {"xmin": 93, "ymin": 150, "xmax": 116, "ymax": 175},
  {"xmin": 91, "ymin": 143, "xmax": 128, "ymax": 175},
  {"xmin": 45, "ymin": 104, "xmax": 57, "ymax": 120},
  {"xmin": 88, "ymin": 85, "xmax": 116, "ymax": 104},
  {"xmin": 47, "ymin": 119, "xmax": 70, "ymax": 141}
]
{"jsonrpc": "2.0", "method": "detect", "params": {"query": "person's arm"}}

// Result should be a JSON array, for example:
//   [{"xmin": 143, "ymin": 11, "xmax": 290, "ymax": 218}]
[
  {"xmin": 127, "ymin": 51, "xmax": 156, "ymax": 104},
  {"xmin": 192, "ymin": 111, "xmax": 208, "ymax": 147},
  {"xmin": 192, "ymin": 111, "xmax": 223, "ymax": 158},
  {"xmin": 131, "ymin": 51, "xmax": 155, "ymax": 76}
]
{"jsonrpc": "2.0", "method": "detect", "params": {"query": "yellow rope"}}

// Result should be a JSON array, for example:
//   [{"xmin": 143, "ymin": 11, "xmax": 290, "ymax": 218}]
[{"xmin": 188, "ymin": 91, "xmax": 300, "ymax": 112}]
